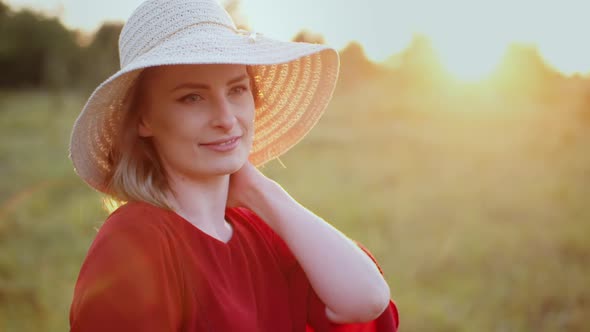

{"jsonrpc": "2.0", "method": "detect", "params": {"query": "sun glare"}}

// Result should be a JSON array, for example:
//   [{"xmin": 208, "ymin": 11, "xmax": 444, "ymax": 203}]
[{"xmin": 365, "ymin": 0, "xmax": 590, "ymax": 80}]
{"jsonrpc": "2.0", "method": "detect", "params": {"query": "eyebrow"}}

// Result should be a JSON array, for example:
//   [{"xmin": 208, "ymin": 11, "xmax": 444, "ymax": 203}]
[{"xmin": 170, "ymin": 74, "xmax": 249, "ymax": 92}]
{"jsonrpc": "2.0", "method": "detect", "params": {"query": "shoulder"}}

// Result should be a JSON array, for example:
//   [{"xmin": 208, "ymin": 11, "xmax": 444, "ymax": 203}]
[
  {"xmin": 227, "ymin": 206, "xmax": 259, "ymax": 222},
  {"xmin": 77, "ymin": 202, "xmax": 179, "ymax": 285},
  {"xmin": 89, "ymin": 201, "xmax": 171, "ymax": 254},
  {"xmin": 99, "ymin": 201, "xmax": 169, "ymax": 235},
  {"xmin": 106, "ymin": 201, "xmax": 167, "ymax": 226},
  {"xmin": 71, "ymin": 205, "xmax": 184, "ymax": 331},
  {"xmin": 227, "ymin": 207, "xmax": 298, "ymax": 270},
  {"xmin": 227, "ymin": 207, "xmax": 274, "ymax": 238}
]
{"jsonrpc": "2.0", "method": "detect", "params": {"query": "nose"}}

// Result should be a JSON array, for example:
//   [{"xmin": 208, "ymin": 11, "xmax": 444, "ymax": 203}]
[{"xmin": 210, "ymin": 97, "xmax": 237, "ymax": 131}]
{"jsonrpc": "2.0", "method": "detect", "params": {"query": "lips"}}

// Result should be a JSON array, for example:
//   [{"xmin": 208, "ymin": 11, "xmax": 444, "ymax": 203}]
[
  {"xmin": 200, "ymin": 135, "xmax": 241, "ymax": 146},
  {"xmin": 198, "ymin": 135, "xmax": 242, "ymax": 152}
]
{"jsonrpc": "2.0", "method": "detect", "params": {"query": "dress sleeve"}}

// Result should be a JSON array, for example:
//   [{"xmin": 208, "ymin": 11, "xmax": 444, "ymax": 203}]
[
  {"xmin": 69, "ymin": 209, "xmax": 183, "ymax": 332},
  {"xmin": 303, "ymin": 241, "xmax": 400, "ymax": 332}
]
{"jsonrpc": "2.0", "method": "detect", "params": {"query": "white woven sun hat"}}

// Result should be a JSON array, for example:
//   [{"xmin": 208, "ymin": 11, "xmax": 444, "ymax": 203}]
[{"xmin": 69, "ymin": 0, "xmax": 339, "ymax": 193}]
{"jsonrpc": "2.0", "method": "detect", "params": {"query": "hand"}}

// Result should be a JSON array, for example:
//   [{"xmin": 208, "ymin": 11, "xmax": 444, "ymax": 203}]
[{"xmin": 227, "ymin": 161, "xmax": 272, "ymax": 209}]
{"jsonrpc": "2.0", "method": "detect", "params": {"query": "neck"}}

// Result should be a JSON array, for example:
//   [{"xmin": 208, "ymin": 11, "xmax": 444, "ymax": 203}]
[{"xmin": 166, "ymin": 171, "xmax": 230, "ymax": 229}]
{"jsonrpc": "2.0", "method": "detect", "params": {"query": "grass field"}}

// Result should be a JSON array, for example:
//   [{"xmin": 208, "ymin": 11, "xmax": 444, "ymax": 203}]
[{"xmin": 0, "ymin": 84, "xmax": 589, "ymax": 331}]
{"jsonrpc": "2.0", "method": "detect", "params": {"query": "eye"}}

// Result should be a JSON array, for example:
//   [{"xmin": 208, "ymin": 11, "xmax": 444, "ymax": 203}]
[
  {"xmin": 179, "ymin": 94, "xmax": 203, "ymax": 103},
  {"xmin": 230, "ymin": 85, "xmax": 249, "ymax": 95}
]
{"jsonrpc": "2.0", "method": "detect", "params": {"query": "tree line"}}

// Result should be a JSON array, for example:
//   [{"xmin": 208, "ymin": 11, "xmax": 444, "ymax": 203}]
[
  {"xmin": 0, "ymin": 1, "xmax": 121, "ymax": 91},
  {"xmin": 0, "ymin": 0, "xmax": 331, "ymax": 92}
]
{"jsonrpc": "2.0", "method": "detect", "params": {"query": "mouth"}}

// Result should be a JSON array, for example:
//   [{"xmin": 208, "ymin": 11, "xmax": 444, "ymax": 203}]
[
  {"xmin": 199, "ymin": 135, "xmax": 242, "ymax": 152},
  {"xmin": 201, "ymin": 135, "xmax": 241, "ymax": 146}
]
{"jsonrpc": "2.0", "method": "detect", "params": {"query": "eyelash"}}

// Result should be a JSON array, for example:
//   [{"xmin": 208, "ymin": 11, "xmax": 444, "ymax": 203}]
[
  {"xmin": 230, "ymin": 85, "xmax": 249, "ymax": 95},
  {"xmin": 179, "ymin": 85, "xmax": 249, "ymax": 103},
  {"xmin": 180, "ymin": 94, "xmax": 203, "ymax": 103}
]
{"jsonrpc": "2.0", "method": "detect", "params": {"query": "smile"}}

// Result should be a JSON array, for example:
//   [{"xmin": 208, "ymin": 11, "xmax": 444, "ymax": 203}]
[{"xmin": 199, "ymin": 136, "xmax": 241, "ymax": 152}]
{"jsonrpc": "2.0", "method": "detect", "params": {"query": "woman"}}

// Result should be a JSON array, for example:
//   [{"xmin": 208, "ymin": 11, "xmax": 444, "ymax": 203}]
[{"xmin": 68, "ymin": 0, "xmax": 399, "ymax": 331}]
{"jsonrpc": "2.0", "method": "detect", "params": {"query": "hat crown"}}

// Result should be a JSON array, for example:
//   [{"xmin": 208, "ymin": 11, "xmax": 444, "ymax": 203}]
[{"xmin": 118, "ymin": 0, "xmax": 236, "ymax": 68}]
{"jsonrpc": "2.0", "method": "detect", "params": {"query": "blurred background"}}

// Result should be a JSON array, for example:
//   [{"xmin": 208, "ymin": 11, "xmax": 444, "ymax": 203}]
[{"xmin": 1, "ymin": 0, "xmax": 589, "ymax": 331}]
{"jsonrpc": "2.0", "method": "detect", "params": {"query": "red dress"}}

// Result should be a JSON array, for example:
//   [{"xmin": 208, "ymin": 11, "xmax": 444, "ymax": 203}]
[{"xmin": 69, "ymin": 202, "xmax": 399, "ymax": 331}]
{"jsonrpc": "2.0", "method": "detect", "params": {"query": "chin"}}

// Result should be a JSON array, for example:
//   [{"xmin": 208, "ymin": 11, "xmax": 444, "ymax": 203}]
[
  {"xmin": 189, "ymin": 142, "xmax": 251, "ymax": 176},
  {"xmin": 206, "ymin": 153, "xmax": 248, "ymax": 175}
]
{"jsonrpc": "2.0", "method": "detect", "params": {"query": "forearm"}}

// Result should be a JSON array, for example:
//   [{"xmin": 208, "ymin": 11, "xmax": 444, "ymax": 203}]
[{"xmin": 244, "ymin": 179, "xmax": 391, "ymax": 323}]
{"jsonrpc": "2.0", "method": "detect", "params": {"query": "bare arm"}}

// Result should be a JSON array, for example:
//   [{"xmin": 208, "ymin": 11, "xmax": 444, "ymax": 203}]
[{"xmin": 228, "ymin": 163, "xmax": 391, "ymax": 323}]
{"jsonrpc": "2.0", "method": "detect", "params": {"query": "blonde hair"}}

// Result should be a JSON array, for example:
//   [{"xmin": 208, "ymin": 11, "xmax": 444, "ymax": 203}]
[{"xmin": 103, "ymin": 66, "xmax": 262, "ymax": 211}]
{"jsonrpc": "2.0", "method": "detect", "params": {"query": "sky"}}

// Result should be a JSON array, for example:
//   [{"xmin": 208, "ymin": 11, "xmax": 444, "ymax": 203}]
[{"xmin": 6, "ymin": 0, "xmax": 590, "ymax": 79}]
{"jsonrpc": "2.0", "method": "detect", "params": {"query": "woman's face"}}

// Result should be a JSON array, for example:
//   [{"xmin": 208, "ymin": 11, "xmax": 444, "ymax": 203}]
[{"xmin": 137, "ymin": 64, "xmax": 255, "ymax": 181}]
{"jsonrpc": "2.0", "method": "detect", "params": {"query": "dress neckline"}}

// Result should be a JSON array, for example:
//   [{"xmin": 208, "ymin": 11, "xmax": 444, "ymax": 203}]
[{"xmin": 166, "ymin": 207, "xmax": 237, "ymax": 247}]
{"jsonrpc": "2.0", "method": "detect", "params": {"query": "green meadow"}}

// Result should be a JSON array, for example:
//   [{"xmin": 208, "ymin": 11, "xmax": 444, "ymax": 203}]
[{"xmin": 1, "ymin": 81, "xmax": 589, "ymax": 331}]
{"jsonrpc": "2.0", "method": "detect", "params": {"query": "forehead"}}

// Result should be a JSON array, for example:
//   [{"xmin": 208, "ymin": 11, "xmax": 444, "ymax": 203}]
[{"xmin": 141, "ymin": 64, "xmax": 249, "ymax": 87}]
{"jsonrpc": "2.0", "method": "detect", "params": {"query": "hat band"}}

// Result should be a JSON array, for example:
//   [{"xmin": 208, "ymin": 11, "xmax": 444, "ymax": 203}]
[{"xmin": 124, "ymin": 21, "xmax": 259, "ymax": 67}]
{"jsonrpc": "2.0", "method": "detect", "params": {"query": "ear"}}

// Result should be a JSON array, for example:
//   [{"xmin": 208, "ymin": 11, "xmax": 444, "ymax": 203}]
[{"xmin": 137, "ymin": 114, "xmax": 153, "ymax": 137}]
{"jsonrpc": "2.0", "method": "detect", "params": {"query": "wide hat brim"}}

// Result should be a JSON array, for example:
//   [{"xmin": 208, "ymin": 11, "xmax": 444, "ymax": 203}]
[{"xmin": 69, "ymin": 23, "xmax": 339, "ymax": 193}]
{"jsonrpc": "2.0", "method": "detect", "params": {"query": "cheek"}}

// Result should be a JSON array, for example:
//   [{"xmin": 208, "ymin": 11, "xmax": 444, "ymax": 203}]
[
  {"xmin": 241, "ymin": 108, "xmax": 255, "ymax": 135},
  {"xmin": 245, "ymin": 100, "xmax": 256, "ymax": 123},
  {"xmin": 146, "ymin": 102, "xmax": 175, "ymax": 132},
  {"xmin": 152, "ymin": 107, "xmax": 202, "ymax": 137}
]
